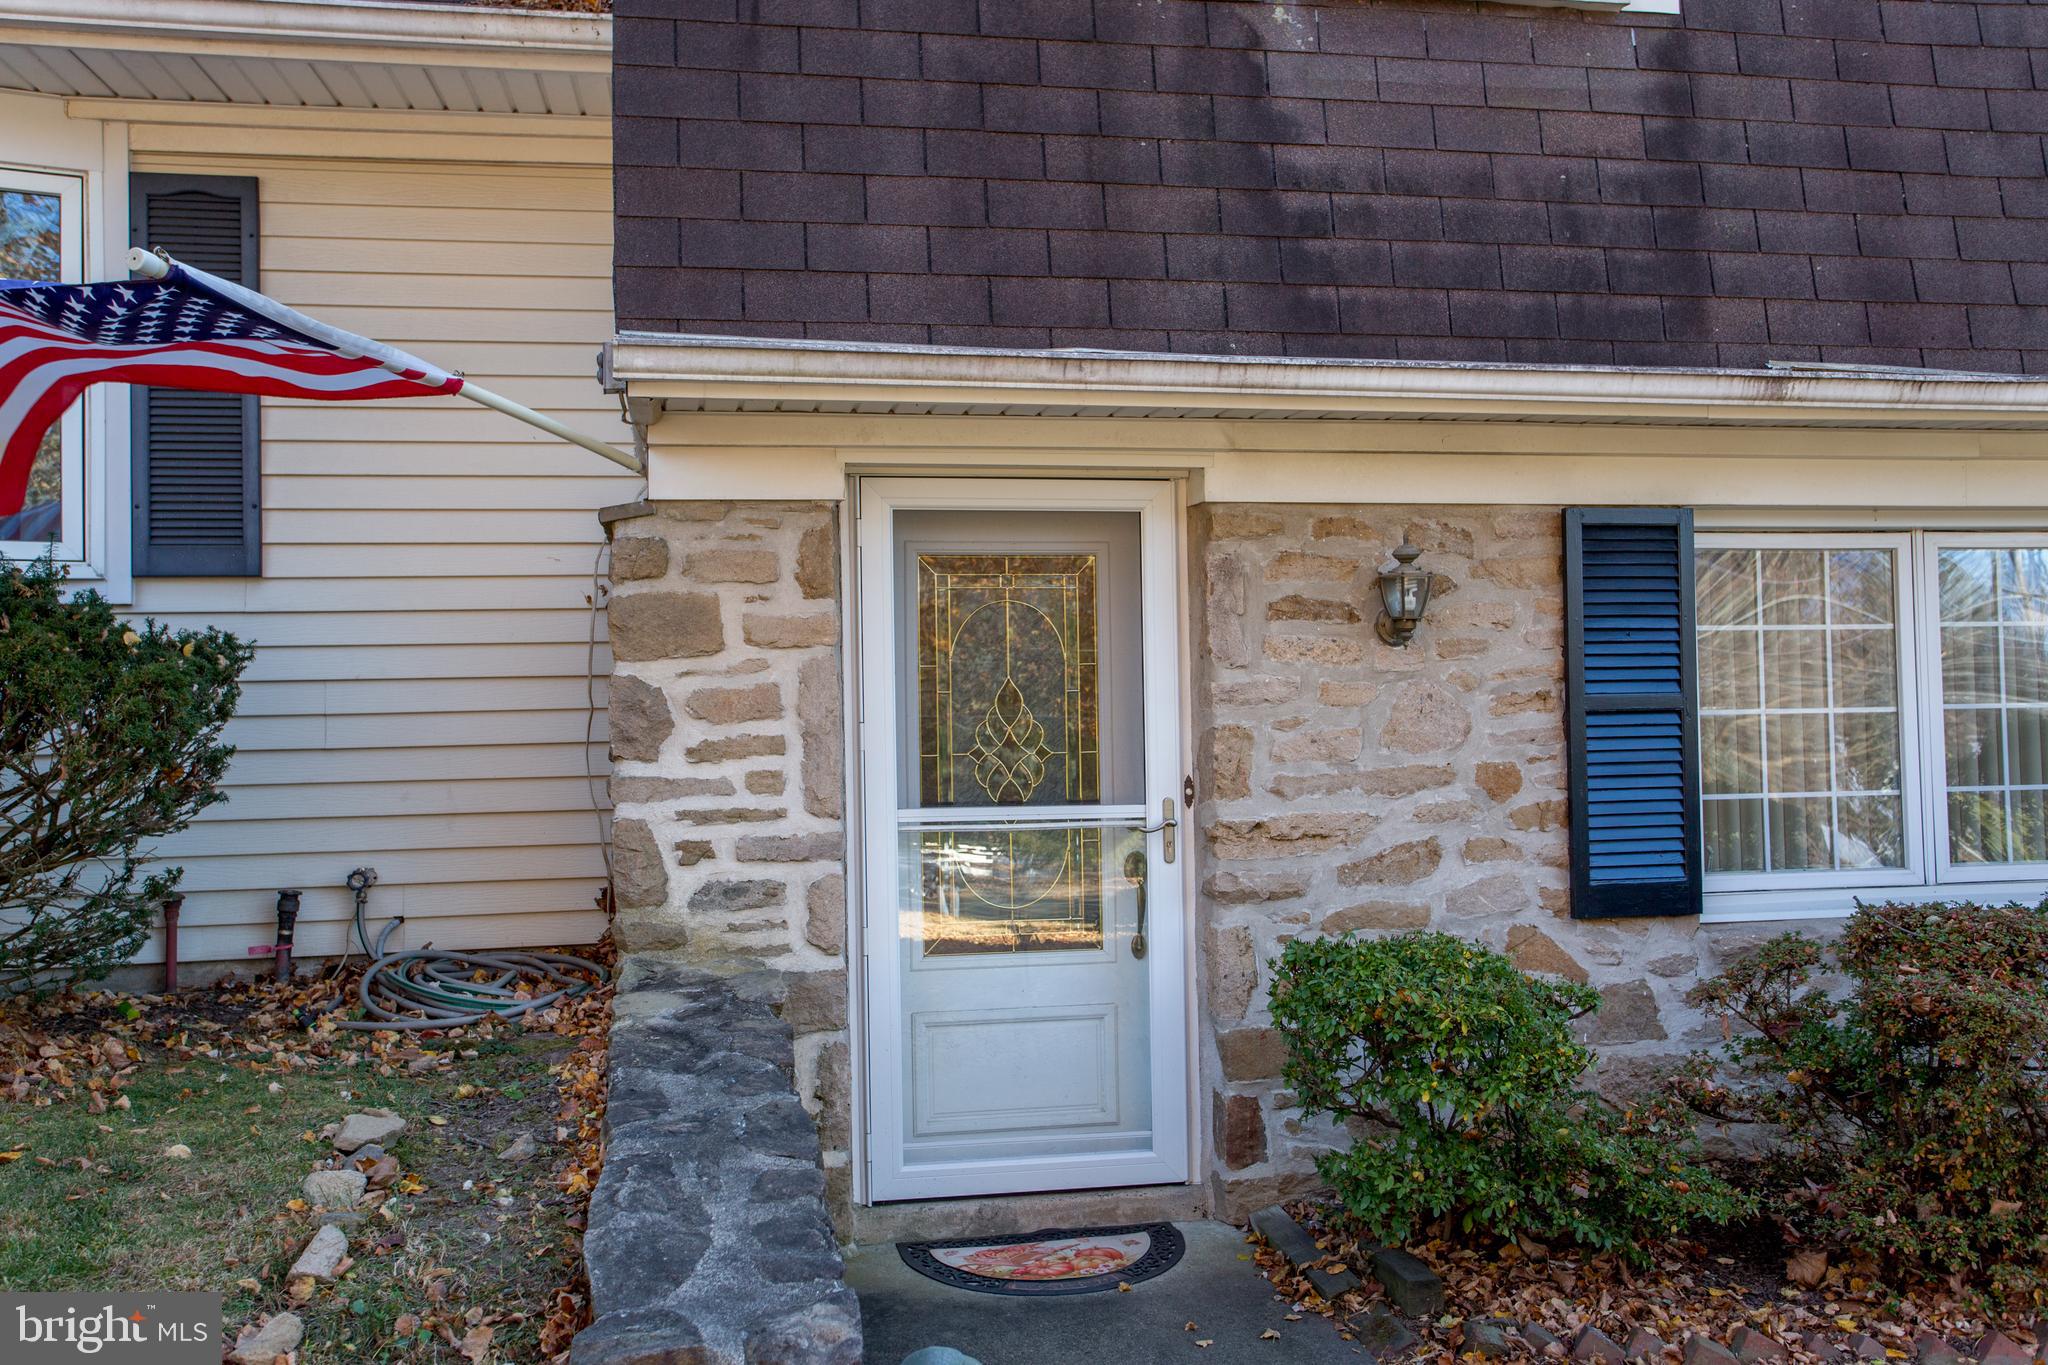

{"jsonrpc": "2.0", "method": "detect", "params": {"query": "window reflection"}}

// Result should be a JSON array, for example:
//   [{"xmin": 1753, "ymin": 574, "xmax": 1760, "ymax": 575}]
[{"xmin": 0, "ymin": 188, "xmax": 64, "ymax": 544}]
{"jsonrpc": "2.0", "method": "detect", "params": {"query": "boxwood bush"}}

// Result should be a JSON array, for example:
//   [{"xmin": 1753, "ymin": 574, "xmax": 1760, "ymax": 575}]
[
  {"xmin": 1681, "ymin": 899, "xmax": 2048, "ymax": 1301},
  {"xmin": 1270, "ymin": 931, "xmax": 1750, "ymax": 1258}
]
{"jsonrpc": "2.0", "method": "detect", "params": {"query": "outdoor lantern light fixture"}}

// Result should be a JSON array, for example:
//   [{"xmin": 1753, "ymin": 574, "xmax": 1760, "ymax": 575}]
[{"xmin": 1374, "ymin": 540, "xmax": 1433, "ymax": 647}]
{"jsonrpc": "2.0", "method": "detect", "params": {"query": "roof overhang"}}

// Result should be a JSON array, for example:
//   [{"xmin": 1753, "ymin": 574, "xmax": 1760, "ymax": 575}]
[
  {"xmin": 606, "ymin": 332, "xmax": 2048, "ymax": 433},
  {"xmin": 0, "ymin": 0, "xmax": 608, "ymax": 117}
]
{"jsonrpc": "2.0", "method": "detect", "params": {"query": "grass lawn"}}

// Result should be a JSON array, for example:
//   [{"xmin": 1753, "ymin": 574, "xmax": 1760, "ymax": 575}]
[{"xmin": 0, "ymin": 976, "xmax": 608, "ymax": 1364}]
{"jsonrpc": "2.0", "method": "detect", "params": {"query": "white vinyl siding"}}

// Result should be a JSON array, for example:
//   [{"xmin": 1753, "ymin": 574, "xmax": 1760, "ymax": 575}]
[{"xmin": 122, "ymin": 149, "xmax": 631, "ymax": 966}]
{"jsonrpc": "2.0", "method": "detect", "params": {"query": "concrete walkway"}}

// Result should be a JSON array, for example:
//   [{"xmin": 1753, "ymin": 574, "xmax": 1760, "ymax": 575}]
[{"xmin": 846, "ymin": 1221, "xmax": 1370, "ymax": 1364}]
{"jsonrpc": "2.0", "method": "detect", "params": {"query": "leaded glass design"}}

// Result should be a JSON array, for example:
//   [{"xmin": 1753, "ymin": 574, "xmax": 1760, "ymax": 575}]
[
  {"xmin": 914, "ymin": 552, "xmax": 1103, "ymax": 954},
  {"xmin": 1937, "ymin": 548, "xmax": 2048, "ymax": 865},
  {"xmin": 1695, "ymin": 546, "xmax": 1906, "ymax": 875},
  {"xmin": 917, "ymin": 553, "xmax": 1099, "ymax": 807}
]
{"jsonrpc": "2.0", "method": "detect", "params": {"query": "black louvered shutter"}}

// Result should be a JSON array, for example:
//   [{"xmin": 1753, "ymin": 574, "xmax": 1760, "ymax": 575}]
[
  {"xmin": 1563, "ymin": 508, "xmax": 1702, "ymax": 919},
  {"xmin": 131, "ymin": 174, "xmax": 260, "ymax": 577}
]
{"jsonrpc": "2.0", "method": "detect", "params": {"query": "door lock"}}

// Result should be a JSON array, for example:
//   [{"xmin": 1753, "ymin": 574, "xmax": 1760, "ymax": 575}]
[{"xmin": 1138, "ymin": 796, "xmax": 1178, "ymax": 864}]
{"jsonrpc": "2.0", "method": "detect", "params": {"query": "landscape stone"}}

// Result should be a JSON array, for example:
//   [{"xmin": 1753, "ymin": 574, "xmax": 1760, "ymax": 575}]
[
  {"xmin": 332, "ymin": 1110, "xmax": 406, "ymax": 1153},
  {"xmin": 289, "ymin": 1224, "xmax": 348, "ymax": 1280},
  {"xmin": 1521, "ymin": 1324, "xmax": 1565, "ymax": 1358},
  {"xmin": 229, "ymin": 1313, "xmax": 304, "ymax": 1365},
  {"xmin": 497, "ymin": 1132, "xmax": 538, "ymax": 1163},
  {"xmin": 1685, "ymin": 1337, "xmax": 1741, "ymax": 1365},
  {"xmin": 1800, "ymin": 1335, "xmax": 1846, "ymax": 1363},
  {"xmin": 1572, "ymin": 1325, "xmax": 1627, "ymax": 1363},
  {"xmin": 1624, "ymin": 1327, "xmax": 1669, "ymax": 1362},
  {"xmin": 1348, "ymin": 1305, "xmax": 1419, "ymax": 1357},
  {"xmin": 1911, "ymin": 1332, "xmax": 1961, "ymax": 1365},
  {"xmin": 1845, "ymin": 1334, "xmax": 1886, "ymax": 1359},
  {"xmin": 301, "ymin": 1168, "xmax": 367, "ymax": 1209},
  {"xmin": 1249, "ymin": 1204, "xmax": 1359, "ymax": 1303},
  {"xmin": 1974, "ymin": 1331, "xmax": 2029, "ymax": 1365},
  {"xmin": 1730, "ymin": 1326, "xmax": 1790, "ymax": 1362},
  {"xmin": 1370, "ymin": 1247, "xmax": 1445, "ymax": 1316},
  {"xmin": 1464, "ymin": 1318, "xmax": 1517, "ymax": 1358}
]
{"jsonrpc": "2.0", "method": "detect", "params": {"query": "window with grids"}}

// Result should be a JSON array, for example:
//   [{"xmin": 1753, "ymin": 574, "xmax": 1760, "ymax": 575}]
[{"xmin": 1696, "ymin": 534, "xmax": 2048, "ymax": 908}]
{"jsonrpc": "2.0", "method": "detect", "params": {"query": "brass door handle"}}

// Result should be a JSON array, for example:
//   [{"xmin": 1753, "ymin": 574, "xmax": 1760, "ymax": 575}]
[{"xmin": 1136, "ymin": 796, "xmax": 1177, "ymax": 864}]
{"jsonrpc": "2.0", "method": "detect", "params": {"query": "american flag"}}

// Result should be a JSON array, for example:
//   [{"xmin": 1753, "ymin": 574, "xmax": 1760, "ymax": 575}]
[{"xmin": 0, "ymin": 254, "xmax": 464, "ymax": 516}]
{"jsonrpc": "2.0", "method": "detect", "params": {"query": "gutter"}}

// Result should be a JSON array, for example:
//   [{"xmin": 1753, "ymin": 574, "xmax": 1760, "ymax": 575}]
[
  {"xmin": 607, "ymin": 332, "xmax": 2048, "ymax": 427},
  {"xmin": 0, "ymin": 0, "xmax": 609, "ymax": 62}
]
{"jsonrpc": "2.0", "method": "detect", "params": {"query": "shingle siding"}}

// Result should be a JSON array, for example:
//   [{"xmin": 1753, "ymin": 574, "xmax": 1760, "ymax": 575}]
[{"xmin": 613, "ymin": 0, "xmax": 2048, "ymax": 369}]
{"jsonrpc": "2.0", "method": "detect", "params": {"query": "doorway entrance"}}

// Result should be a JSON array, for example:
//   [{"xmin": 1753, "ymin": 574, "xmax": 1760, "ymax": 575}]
[{"xmin": 855, "ymin": 479, "xmax": 1189, "ymax": 1202}]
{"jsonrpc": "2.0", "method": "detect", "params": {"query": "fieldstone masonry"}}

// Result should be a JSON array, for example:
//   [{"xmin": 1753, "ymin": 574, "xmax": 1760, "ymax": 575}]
[
  {"xmin": 601, "ymin": 495, "xmax": 1811, "ymax": 1236},
  {"xmin": 1192, "ymin": 503, "xmax": 1779, "ymax": 1218},
  {"xmin": 601, "ymin": 499, "xmax": 854, "ymax": 1226}
]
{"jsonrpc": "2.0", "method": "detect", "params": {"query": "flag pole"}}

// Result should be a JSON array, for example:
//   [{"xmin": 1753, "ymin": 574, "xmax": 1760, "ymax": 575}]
[{"xmin": 125, "ymin": 248, "xmax": 642, "ymax": 474}]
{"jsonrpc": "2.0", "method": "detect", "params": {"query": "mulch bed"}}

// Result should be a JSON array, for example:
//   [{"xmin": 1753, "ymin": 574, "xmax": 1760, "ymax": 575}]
[{"xmin": 1255, "ymin": 1197, "xmax": 2044, "ymax": 1363}]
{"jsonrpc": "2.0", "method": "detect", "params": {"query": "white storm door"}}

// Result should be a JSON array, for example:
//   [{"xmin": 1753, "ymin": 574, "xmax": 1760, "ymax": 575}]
[{"xmin": 858, "ymin": 478, "xmax": 1189, "ymax": 1203}]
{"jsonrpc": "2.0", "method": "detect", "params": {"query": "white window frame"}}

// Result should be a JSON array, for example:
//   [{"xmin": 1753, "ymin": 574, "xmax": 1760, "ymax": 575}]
[
  {"xmin": 0, "ymin": 165, "xmax": 88, "ymax": 565},
  {"xmin": 1702, "ymin": 528, "xmax": 2048, "ymax": 923},
  {"xmin": 1919, "ymin": 532, "xmax": 2048, "ymax": 889}
]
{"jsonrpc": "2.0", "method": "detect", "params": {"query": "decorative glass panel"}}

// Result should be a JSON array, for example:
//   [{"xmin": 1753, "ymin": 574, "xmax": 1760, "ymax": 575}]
[
  {"xmin": 0, "ymin": 189, "xmax": 63, "ymax": 544},
  {"xmin": 914, "ymin": 552, "xmax": 1107, "ymax": 955},
  {"xmin": 1937, "ymin": 547, "xmax": 2048, "ymax": 865},
  {"xmin": 907, "ymin": 824, "xmax": 1135, "ymax": 957},
  {"xmin": 918, "ymin": 553, "xmax": 1099, "ymax": 807},
  {"xmin": 1696, "ymin": 546, "xmax": 1906, "ymax": 875}
]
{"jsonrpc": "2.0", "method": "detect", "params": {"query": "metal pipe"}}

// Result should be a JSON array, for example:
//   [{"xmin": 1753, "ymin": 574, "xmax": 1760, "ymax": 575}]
[
  {"xmin": 273, "ymin": 889, "xmax": 301, "ymax": 983},
  {"xmin": 161, "ymin": 895, "xmax": 183, "ymax": 993}
]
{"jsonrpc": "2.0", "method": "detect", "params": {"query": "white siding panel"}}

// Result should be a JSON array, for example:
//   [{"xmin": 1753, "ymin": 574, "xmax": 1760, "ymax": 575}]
[{"xmin": 127, "ymin": 150, "xmax": 623, "ymax": 967}]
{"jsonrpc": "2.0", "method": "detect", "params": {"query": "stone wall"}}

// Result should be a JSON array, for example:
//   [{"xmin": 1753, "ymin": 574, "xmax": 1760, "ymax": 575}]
[
  {"xmin": 575, "ymin": 957, "xmax": 860, "ymax": 1365},
  {"xmin": 601, "ymin": 500, "xmax": 855, "ymax": 1221},
  {"xmin": 1191, "ymin": 503, "xmax": 1727, "ymax": 1218}
]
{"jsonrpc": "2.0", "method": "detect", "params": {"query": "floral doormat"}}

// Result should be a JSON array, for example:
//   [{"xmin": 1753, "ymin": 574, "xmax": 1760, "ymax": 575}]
[{"xmin": 897, "ymin": 1222, "xmax": 1187, "ymax": 1296}]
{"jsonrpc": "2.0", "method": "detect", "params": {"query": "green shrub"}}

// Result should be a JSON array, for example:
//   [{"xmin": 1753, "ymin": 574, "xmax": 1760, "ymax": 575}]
[
  {"xmin": 0, "ymin": 555, "xmax": 251, "ymax": 996},
  {"xmin": 1682, "ymin": 900, "xmax": 2048, "ymax": 1301},
  {"xmin": 1269, "ymin": 931, "xmax": 1750, "ymax": 1259}
]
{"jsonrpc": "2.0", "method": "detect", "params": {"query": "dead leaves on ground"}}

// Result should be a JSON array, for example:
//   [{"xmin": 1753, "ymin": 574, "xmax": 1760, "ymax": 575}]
[{"xmin": 1261, "ymin": 1199, "xmax": 2040, "ymax": 1364}]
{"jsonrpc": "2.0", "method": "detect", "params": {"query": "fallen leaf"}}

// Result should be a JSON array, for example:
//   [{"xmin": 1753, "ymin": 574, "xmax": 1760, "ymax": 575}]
[
  {"xmin": 1196, "ymin": 1340, "xmax": 1214, "ymax": 1349},
  {"xmin": 395, "ymin": 1313, "xmax": 420, "ymax": 1337},
  {"xmin": 1261, "ymin": 1329, "xmax": 1281, "ymax": 1340},
  {"xmin": 427, "ymin": 1115, "xmax": 449, "ymax": 1127},
  {"xmin": 1785, "ymin": 1248, "xmax": 1828, "ymax": 1289},
  {"xmin": 459, "ymin": 1324, "xmax": 494, "ymax": 1361},
  {"xmin": 0, "ymin": 1150, "xmax": 24, "ymax": 1163}
]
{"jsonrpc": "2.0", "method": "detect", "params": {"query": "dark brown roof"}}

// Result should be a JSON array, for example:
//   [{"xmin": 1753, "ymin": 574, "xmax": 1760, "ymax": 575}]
[{"xmin": 614, "ymin": 0, "xmax": 2048, "ymax": 372}]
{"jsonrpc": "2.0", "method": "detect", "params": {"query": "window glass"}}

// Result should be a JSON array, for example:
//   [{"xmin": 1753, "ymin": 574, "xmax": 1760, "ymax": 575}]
[
  {"xmin": 0, "ymin": 187, "xmax": 64, "ymax": 546},
  {"xmin": 1696, "ymin": 547, "xmax": 1905, "ymax": 876},
  {"xmin": 1937, "ymin": 548, "xmax": 2048, "ymax": 865}
]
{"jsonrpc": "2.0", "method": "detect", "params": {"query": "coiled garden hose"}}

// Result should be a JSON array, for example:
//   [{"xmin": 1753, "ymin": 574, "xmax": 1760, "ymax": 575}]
[{"xmin": 333, "ymin": 913, "xmax": 607, "ymax": 1031}]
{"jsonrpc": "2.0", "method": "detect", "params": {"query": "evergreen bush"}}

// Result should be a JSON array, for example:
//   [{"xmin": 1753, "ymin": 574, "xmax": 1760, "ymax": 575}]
[{"xmin": 0, "ymin": 555, "xmax": 251, "ymax": 996}]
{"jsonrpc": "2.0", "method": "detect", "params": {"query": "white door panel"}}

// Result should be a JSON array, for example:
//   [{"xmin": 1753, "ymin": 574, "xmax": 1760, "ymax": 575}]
[{"xmin": 857, "ymin": 479, "xmax": 1189, "ymax": 1202}]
